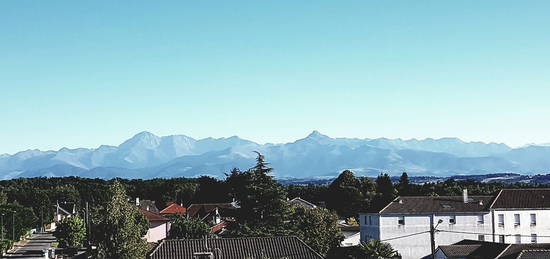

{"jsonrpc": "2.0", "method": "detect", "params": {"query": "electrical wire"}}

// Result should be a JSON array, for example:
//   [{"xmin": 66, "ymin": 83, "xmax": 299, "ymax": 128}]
[
  {"xmin": 380, "ymin": 231, "xmax": 430, "ymax": 242},
  {"xmin": 439, "ymin": 229, "xmax": 550, "ymax": 238}
]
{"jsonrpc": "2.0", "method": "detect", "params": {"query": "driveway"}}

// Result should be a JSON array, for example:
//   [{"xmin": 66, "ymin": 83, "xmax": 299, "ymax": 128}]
[{"xmin": 1, "ymin": 232, "xmax": 55, "ymax": 258}]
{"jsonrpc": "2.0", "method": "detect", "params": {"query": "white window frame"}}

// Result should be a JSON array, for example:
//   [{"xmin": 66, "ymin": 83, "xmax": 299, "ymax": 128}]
[
  {"xmin": 531, "ymin": 234, "xmax": 537, "ymax": 243},
  {"xmin": 398, "ymin": 216, "xmax": 405, "ymax": 225},
  {"xmin": 478, "ymin": 235, "xmax": 485, "ymax": 241},
  {"xmin": 531, "ymin": 214, "xmax": 537, "ymax": 226},
  {"xmin": 477, "ymin": 215, "xmax": 484, "ymax": 224},
  {"xmin": 499, "ymin": 235, "xmax": 505, "ymax": 243},
  {"xmin": 449, "ymin": 215, "xmax": 456, "ymax": 225},
  {"xmin": 498, "ymin": 214, "xmax": 504, "ymax": 227},
  {"xmin": 514, "ymin": 214, "xmax": 521, "ymax": 226}
]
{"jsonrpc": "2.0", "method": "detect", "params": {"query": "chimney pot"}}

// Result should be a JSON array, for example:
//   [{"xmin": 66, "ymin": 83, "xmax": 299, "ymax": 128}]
[{"xmin": 463, "ymin": 189, "xmax": 468, "ymax": 203}]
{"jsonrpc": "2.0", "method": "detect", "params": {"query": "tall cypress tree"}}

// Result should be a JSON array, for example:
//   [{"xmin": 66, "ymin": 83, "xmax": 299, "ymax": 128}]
[{"xmin": 95, "ymin": 181, "xmax": 149, "ymax": 259}]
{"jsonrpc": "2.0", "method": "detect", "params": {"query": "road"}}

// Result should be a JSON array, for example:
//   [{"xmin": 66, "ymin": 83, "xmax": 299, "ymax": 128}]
[{"xmin": 1, "ymin": 233, "xmax": 55, "ymax": 258}]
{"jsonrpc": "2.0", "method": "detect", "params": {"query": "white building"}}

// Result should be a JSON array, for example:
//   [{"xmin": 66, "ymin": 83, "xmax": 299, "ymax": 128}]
[{"xmin": 360, "ymin": 189, "xmax": 550, "ymax": 259}]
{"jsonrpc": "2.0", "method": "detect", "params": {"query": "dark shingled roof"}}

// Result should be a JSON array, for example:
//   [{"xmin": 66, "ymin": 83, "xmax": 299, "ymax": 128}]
[
  {"xmin": 491, "ymin": 189, "xmax": 550, "ymax": 209},
  {"xmin": 148, "ymin": 236, "xmax": 323, "ymax": 259},
  {"xmin": 438, "ymin": 240, "xmax": 509, "ymax": 258},
  {"xmin": 515, "ymin": 250, "xmax": 550, "ymax": 259},
  {"xmin": 379, "ymin": 196, "xmax": 494, "ymax": 214},
  {"xmin": 499, "ymin": 244, "xmax": 550, "ymax": 259},
  {"xmin": 187, "ymin": 203, "xmax": 238, "ymax": 217},
  {"xmin": 141, "ymin": 209, "xmax": 170, "ymax": 222}
]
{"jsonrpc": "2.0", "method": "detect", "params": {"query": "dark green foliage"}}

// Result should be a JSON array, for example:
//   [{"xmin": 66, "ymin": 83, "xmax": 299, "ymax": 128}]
[
  {"xmin": 357, "ymin": 239, "xmax": 400, "ymax": 258},
  {"xmin": 0, "ymin": 203, "xmax": 37, "ymax": 241},
  {"xmin": 326, "ymin": 170, "xmax": 368, "ymax": 217},
  {"xmin": 54, "ymin": 216, "xmax": 86, "ymax": 248},
  {"xmin": 288, "ymin": 206, "xmax": 343, "ymax": 256},
  {"xmin": 0, "ymin": 239, "xmax": 14, "ymax": 254},
  {"xmin": 225, "ymin": 153, "xmax": 291, "ymax": 236},
  {"xmin": 397, "ymin": 172, "xmax": 411, "ymax": 196},
  {"xmin": 95, "ymin": 181, "xmax": 149, "ymax": 259},
  {"xmin": 371, "ymin": 174, "xmax": 398, "ymax": 212},
  {"xmin": 169, "ymin": 215, "xmax": 211, "ymax": 239}
]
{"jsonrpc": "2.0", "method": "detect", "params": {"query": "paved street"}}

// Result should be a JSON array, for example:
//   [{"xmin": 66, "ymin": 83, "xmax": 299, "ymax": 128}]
[{"xmin": 1, "ymin": 233, "xmax": 55, "ymax": 258}]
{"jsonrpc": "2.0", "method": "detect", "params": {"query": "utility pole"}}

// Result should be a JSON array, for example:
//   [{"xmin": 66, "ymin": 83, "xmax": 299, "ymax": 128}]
[
  {"xmin": 1, "ymin": 213, "xmax": 4, "ymax": 240},
  {"xmin": 12, "ymin": 211, "xmax": 15, "ymax": 240},
  {"xmin": 86, "ymin": 201, "xmax": 91, "ymax": 252},
  {"xmin": 430, "ymin": 217, "xmax": 443, "ymax": 259}
]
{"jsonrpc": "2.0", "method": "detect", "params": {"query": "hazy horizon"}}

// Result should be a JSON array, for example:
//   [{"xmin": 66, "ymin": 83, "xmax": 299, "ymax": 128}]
[{"xmin": 2, "ymin": 1, "xmax": 550, "ymax": 153}]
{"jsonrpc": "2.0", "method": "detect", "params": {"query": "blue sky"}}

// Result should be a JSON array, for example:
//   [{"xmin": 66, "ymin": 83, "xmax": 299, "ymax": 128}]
[{"xmin": 1, "ymin": 1, "xmax": 550, "ymax": 154}]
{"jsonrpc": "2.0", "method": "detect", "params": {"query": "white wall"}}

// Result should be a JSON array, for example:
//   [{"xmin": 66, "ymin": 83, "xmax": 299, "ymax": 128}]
[
  {"xmin": 145, "ymin": 221, "xmax": 170, "ymax": 243},
  {"xmin": 360, "ymin": 213, "xmax": 490, "ymax": 259},
  {"xmin": 493, "ymin": 209, "xmax": 550, "ymax": 244}
]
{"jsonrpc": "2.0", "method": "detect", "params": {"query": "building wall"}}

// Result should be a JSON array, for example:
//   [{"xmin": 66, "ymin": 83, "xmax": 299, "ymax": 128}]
[
  {"xmin": 360, "ymin": 213, "xmax": 490, "ymax": 259},
  {"xmin": 492, "ymin": 209, "xmax": 550, "ymax": 244},
  {"xmin": 145, "ymin": 221, "xmax": 170, "ymax": 243},
  {"xmin": 341, "ymin": 232, "xmax": 360, "ymax": 247}
]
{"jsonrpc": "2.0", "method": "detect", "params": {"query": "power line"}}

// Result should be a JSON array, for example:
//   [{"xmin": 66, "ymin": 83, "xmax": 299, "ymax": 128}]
[
  {"xmin": 381, "ymin": 231, "xmax": 430, "ymax": 242},
  {"xmin": 439, "ymin": 230, "xmax": 550, "ymax": 238}
]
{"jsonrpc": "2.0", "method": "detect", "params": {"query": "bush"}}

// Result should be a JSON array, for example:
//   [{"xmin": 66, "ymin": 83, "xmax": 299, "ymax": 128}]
[{"xmin": 0, "ymin": 239, "xmax": 14, "ymax": 254}]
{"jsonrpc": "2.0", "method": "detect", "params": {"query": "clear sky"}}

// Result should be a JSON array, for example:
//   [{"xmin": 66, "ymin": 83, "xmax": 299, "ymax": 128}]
[{"xmin": 1, "ymin": 0, "xmax": 550, "ymax": 154}]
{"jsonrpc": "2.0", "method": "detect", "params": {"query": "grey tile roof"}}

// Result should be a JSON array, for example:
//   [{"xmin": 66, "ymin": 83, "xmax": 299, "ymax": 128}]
[
  {"xmin": 515, "ymin": 250, "xmax": 550, "ymax": 259},
  {"xmin": 438, "ymin": 240, "xmax": 509, "ymax": 258},
  {"xmin": 491, "ymin": 189, "xmax": 550, "ymax": 209},
  {"xmin": 379, "ymin": 196, "xmax": 494, "ymax": 214},
  {"xmin": 148, "ymin": 236, "xmax": 323, "ymax": 259}
]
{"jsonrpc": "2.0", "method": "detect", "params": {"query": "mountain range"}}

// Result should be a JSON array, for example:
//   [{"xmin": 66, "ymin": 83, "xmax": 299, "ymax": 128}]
[{"xmin": 1, "ymin": 131, "xmax": 550, "ymax": 180}]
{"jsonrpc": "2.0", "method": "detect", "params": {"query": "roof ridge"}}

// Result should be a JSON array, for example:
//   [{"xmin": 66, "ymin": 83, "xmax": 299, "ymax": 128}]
[{"xmin": 166, "ymin": 235, "xmax": 301, "ymax": 241}]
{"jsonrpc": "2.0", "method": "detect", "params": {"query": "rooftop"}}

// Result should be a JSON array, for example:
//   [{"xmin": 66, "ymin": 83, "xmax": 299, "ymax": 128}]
[
  {"xmin": 141, "ymin": 209, "xmax": 170, "ymax": 222},
  {"xmin": 148, "ymin": 236, "xmax": 323, "ymax": 259},
  {"xmin": 379, "ymin": 195, "xmax": 494, "ymax": 214},
  {"xmin": 159, "ymin": 203, "xmax": 186, "ymax": 215},
  {"xmin": 490, "ymin": 189, "xmax": 550, "ymax": 209}
]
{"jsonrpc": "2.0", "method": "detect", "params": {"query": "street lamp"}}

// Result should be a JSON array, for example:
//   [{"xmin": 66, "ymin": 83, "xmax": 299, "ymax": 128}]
[{"xmin": 1, "ymin": 212, "xmax": 4, "ymax": 241}]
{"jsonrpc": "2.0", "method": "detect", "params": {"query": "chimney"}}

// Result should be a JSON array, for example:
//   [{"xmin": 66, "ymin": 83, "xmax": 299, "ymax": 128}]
[
  {"xmin": 135, "ymin": 197, "xmax": 140, "ymax": 206},
  {"xmin": 463, "ymin": 189, "xmax": 468, "ymax": 203}
]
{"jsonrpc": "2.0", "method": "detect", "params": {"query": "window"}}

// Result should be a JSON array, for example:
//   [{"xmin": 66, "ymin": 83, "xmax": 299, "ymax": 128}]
[
  {"xmin": 531, "ymin": 214, "xmax": 537, "ymax": 226},
  {"xmin": 449, "ymin": 215, "xmax": 456, "ymax": 224},
  {"xmin": 477, "ymin": 215, "xmax": 484, "ymax": 224},
  {"xmin": 514, "ymin": 214, "xmax": 520, "ymax": 226},
  {"xmin": 498, "ymin": 214, "xmax": 504, "ymax": 227},
  {"xmin": 398, "ymin": 216, "xmax": 405, "ymax": 225},
  {"xmin": 499, "ymin": 235, "xmax": 505, "ymax": 243},
  {"xmin": 369, "ymin": 216, "xmax": 372, "ymax": 225},
  {"xmin": 531, "ymin": 234, "xmax": 537, "ymax": 243},
  {"xmin": 478, "ymin": 235, "xmax": 485, "ymax": 241},
  {"xmin": 364, "ymin": 216, "xmax": 368, "ymax": 225},
  {"xmin": 515, "ymin": 234, "xmax": 521, "ymax": 244}
]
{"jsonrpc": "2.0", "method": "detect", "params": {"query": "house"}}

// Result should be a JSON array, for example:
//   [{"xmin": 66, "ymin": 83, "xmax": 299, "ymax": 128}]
[
  {"xmin": 147, "ymin": 236, "xmax": 323, "ymax": 259},
  {"xmin": 47, "ymin": 203, "xmax": 74, "ymax": 231},
  {"xmin": 435, "ymin": 239, "xmax": 550, "ymax": 259},
  {"xmin": 289, "ymin": 197, "xmax": 317, "ymax": 209},
  {"xmin": 141, "ymin": 209, "xmax": 171, "ymax": 243},
  {"xmin": 187, "ymin": 202, "xmax": 239, "ymax": 225},
  {"xmin": 339, "ymin": 224, "xmax": 361, "ymax": 247},
  {"xmin": 360, "ymin": 189, "xmax": 550, "ymax": 259},
  {"xmin": 159, "ymin": 202, "xmax": 186, "ymax": 215},
  {"xmin": 137, "ymin": 197, "xmax": 160, "ymax": 214}
]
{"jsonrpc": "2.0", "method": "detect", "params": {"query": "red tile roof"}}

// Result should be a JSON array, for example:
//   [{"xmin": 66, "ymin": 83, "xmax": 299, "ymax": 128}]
[
  {"xmin": 141, "ymin": 209, "xmax": 170, "ymax": 222},
  {"xmin": 210, "ymin": 221, "xmax": 227, "ymax": 233},
  {"xmin": 159, "ymin": 203, "xmax": 186, "ymax": 215}
]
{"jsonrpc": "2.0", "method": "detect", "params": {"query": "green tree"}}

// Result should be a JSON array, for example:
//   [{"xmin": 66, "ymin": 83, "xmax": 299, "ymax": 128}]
[
  {"xmin": 225, "ymin": 153, "xmax": 290, "ymax": 236},
  {"xmin": 357, "ymin": 239, "xmax": 400, "ymax": 259},
  {"xmin": 327, "ymin": 170, "xmax": 366, "ymax": 217},
  {"xmin": 0, "ymin": 191, "xmax": 7, "ymax": 205},
  {"xmin": 371, "ymin": 174, "xmax": 397, "ymax": 212},
  {"xmin": 95, "ymin": 181, "xmax": 149, "ymax": 259},
  {"xmin": 54, "ymin": 216, "xmax": 86, "ymax": 248},
  {"xmin": 0, "ymin": 203, "xmax": 37, "ymax": 241},
  {"xmin": 397, "ymin": 172, "xmax": 411, "ymax": 196},
  {"xmin": 169, "ymin": 215, "xmax": 210, "ymax": 239},
  {"xmin": 288, "ymin": 206, "xmax": 343, "ymax": 256}
]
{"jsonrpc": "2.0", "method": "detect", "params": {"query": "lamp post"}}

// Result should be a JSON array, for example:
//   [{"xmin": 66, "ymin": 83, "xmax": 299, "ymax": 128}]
[
  {"xmin": 430, "ymin": 218, "xmax": 443, "ymax": 259},
  {"xmin": 1, "ymin": 213, "xmax": 4, "ymax": 240},
  {"xmin": 12, "ymin": 210, "xmax": 15, "ymax": 240}
]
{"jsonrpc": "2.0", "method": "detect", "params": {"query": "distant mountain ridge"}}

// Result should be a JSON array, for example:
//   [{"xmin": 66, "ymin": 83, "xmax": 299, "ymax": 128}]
[{"xmin": 1, "ymin": 131, "xmax": 549, "ymax": 180}]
